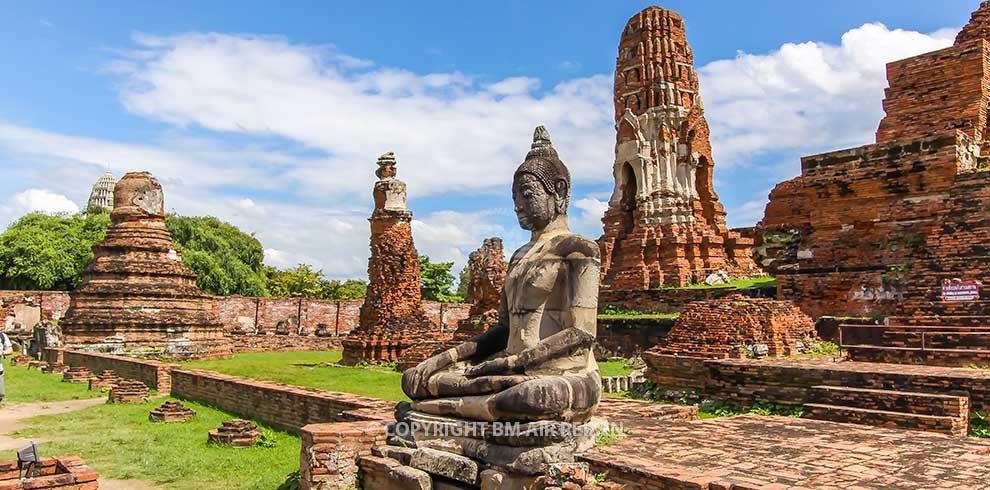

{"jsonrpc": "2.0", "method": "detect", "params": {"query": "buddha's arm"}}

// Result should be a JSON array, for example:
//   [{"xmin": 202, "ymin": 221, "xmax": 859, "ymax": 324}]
[{"xmin": 402, "ymin": 291, "xmax": 510, "ymax": 399}]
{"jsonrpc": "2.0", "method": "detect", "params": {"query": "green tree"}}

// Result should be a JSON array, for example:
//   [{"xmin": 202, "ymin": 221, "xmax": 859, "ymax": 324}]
[
  {"xmin": 419, "ymin": 255, "xmax": 465, "ymax": 303},
  {"xmin": 165, "ymin": 215, "xmax": 268, "ymax": 297},
  {"xmin": 323, "ymin": 279, "xmax": 368, "ymax": 299},
  {"xmin": 456, "ymin": 265, "xmax": 470, "ymax": 299},
  {"xmin": 265, "ymin": 264, "xmax": 325, "ymax": 298},
  {"xmin": 0, "ymin": 211, "xmax": 111, "ymax": 290},
  {"xmin": 265, "ymin": 264, "xmax": 368, "ymax": 300}
]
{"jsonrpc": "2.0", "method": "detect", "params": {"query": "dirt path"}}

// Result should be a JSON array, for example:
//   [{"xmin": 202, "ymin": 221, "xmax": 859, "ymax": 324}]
[{"xmin": 1, "ymin": 399, "xmax": 161, "ymax": 490}]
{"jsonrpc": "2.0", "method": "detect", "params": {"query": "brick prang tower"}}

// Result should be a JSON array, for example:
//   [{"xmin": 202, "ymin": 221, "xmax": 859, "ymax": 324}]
[{"xmin": 599, "ymin": 6, "xmax": 758, "ymax": 291}]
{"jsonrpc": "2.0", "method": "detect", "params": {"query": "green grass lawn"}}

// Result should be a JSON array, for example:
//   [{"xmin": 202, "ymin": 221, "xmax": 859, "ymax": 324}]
[
  {"xmin": 1, "ymin": 357, "xmax": 102, "ymax": 403},
  {"xmin": 8, "ymin": 397, "xmax": 300, "ymax": 490},
  {"xmin": 673, "ymin": 276, "xmax": 777, "ymax": 290},
  {"xmin": 598, "ymin": 360, "xmax": 636, "ymax": 377},
  {"xmin": 182, "ymin": 350, "xmax": 409, "ymax": 402},
  {"xmin": 597, "ymin": 312, "xmax": 680, "ymax": 320}
]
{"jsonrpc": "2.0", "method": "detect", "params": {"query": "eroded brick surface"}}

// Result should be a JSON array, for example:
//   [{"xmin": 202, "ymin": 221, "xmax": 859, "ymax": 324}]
[
  {"xmin": 60, "ymin": 172, "xmax": 231, "ymax": 359},
  {"xmin": 756, "ymin": 3, "xmax": 990, "ymax": 330},
  {"xmin": 582, "ymin": 414, "xmax": 990, "ymax": 490},
  {"xmin": 342, "ymin": 154, "xmax": 437, "ymax": 365},
  {"xmin": 599, "ymin": 6, "xmax": 758, "ymax": 291}
]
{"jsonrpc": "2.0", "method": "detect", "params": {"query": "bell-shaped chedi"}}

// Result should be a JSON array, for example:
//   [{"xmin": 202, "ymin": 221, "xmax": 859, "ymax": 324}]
[
  {"xmin": 599, "ymin": 6, "xmax": 758, "ymax": 290},
  {"xmin": 341, "ymin": 153, "xmax": 435, "ymax": 366},
  {"xmin": 61, "ymin": 171, "xmax": 230, "ymax": 359}
]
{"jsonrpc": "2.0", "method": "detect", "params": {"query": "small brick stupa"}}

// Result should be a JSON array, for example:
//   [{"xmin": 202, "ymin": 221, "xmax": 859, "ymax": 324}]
[
  {"xmin": 643, "ymin": 295, "xmax": 818, "ymax": 388},
  {"xmin": 451, "ymin": 237, "xmax": 506, "ymax": 340},
  {"xmin": 599, "ymin": 6, "xmax": 758, "ymax": 290},
  {"xmin": 108, "ymin": 379, "xmax": 150, "ymax": 403},
  {"xmin": 150, "ymin": 401, "xmax": 197, "ymax": 423},
  {"xmin": 61, "ymin": 171, "xmax": 230, "ymax": 359},
  {"xmin": 341, "ymin": 153, "xmax": 435, "ymax": 365},
  {"xmin": 62, "ymin": 366, "xmax": 92, "ymax": 384},
  {"xmin": 89, "ymin": 370, "xmax": 121, "ymax": 391},
  {"xmin": 209, "ymin": 419, "xmax": 260, "ymax": 448}
]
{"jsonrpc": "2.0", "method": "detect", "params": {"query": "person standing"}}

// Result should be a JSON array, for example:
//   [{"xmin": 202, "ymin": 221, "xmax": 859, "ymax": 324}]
[{"xmin": 0, "ymin": 327, "xmax": 12, "ymax": 404}]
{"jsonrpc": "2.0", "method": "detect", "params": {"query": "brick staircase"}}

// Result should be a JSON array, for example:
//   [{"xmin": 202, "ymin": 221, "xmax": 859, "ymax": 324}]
[{"xmin": 804, "ymin": 385, "xmax": 970, "ymax": 436}]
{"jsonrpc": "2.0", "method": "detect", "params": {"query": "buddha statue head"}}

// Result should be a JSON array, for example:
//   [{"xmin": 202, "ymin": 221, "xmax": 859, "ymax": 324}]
[{"xmin": 512, "ymin": 126, "xmax": 570, "ymax": 232}]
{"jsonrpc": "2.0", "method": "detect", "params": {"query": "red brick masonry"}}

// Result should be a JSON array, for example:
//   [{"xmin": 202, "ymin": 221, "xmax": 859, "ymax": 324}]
[
  {"xmin": 170, "ymin": 369, "xmax": 394, "ymax": 432},
  {"xmin": 0, "ymin": 456, "xmax": 99, "ymax": 490},
  {"xmin": 582, "ymin": 414, "xmax": 990, "ymax": 489}
]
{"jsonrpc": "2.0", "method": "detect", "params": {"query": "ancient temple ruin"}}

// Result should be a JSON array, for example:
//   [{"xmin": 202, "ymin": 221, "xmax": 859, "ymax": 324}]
[
  {"xmin": 86, "ymin": 171, "xmax": 117, "ymax": 212},
  {"xmin": 61, "ymin": 171, "xmax": 231, "ymax": 358},
  {"xmin": 450, "ymin": 237, "xmax": 506, "ymax": 339},
  {"xmin": 598, "ymin": 6, "xmax": 757, "ymax": 290},
  {"xmin": 756, "ymin": 2, "xmax": 990, "ymax": 326},
  {"xmin": 340, "ymin": 153, "xmax": 435, "ymax": 365}
]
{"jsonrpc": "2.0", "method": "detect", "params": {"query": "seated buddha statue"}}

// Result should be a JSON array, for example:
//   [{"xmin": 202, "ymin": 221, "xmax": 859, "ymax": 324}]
[{"xmin": 402, "ymin": 126, "xmax": 601, "ymax": 423}]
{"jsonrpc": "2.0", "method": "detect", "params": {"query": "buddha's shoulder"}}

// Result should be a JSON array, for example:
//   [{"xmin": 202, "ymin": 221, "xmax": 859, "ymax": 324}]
[{"xmin": 550, "ymin": 233, "xmax": 600, "ymax": 260}]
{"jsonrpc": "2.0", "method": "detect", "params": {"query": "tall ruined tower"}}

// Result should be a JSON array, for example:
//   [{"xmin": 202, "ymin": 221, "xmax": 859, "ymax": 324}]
[
  {"xmin": 599, "ymin": 6, "xmax": 757, "ymax": 290},
  {"xmin": 341, "ymin": 152, "xmax": 435, "ymax": 365}
]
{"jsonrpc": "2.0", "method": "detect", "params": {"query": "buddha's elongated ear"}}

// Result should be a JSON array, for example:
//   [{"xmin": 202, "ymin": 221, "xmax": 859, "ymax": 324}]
[{"xmin": 554, "ymin": 179, "xmax": 570, "ymax": 214}]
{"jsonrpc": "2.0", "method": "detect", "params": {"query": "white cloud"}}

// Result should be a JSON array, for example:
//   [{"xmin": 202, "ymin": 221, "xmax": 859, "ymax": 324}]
[
  {"xmin": 699, "ymin": 23, "xmax": 957, "ymax": 168},
  {"xmin": 412, "ymin": 210, "xmax": 510, "ymax": 273},
  {"xmin": 571, "ymin": 196, "xmax": 609, "ymax": 237},
  {"xmin": 10, "ymin": 189, "xmax": 80, "ymax": 215},
  {"xmin": 112, "ymin": 33, "xmax": 615, "ymax": 199},
  {"xmin": 0, "ymin": 21, "xmax": 967, "ymax": 280}
]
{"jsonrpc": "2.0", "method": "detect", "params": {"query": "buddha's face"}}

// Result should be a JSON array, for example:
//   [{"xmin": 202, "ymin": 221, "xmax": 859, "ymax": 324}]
[{"xmin": 513, "ymin": 173, "xmax": 557, "ymax": 231}]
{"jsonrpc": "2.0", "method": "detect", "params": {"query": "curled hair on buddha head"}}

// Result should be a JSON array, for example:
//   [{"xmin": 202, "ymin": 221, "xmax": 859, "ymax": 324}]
[{"xmin": 514, "ymin": 125, "xmax": 571, "ymax": 213}]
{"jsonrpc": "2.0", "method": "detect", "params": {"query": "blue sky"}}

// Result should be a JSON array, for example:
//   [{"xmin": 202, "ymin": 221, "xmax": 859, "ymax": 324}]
[{"xmin": 0, "ymin": 1, "xmax": 977, "ymax": 279}]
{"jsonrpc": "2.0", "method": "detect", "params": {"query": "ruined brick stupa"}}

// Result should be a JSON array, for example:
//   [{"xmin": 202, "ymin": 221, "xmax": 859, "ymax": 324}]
[
  {"xmin": 62, "ymin": 171, "xmax": 231, "ymax": 359},
  {"xmin": 598, "ymin": 6, "xmax": 758, "ymax": 290},
  {"xmin": 755, "ymin": 1, "xmax": 990, "ymax": 325},
  {"xmin": 341, "ymin": 153, "xmax": 435, "ymax": 365}
]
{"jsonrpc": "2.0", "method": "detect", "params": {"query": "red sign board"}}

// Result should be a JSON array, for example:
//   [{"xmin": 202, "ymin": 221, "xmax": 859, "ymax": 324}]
[{"xmin": 942, "ymin": 282, "xmax": 980, "ymax": 301}]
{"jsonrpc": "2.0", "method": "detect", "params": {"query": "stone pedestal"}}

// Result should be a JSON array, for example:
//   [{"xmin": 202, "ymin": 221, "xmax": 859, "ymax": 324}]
[
  {"xmin": 208, "ymin": 419, "xmax": 260, "ymax": 448},
  {"xmin": 108, "ymin": 380, "xmax": 150, "ymax": 403},
  {"xmin": 89, "ymin": 370, "xmax": 122, "ymax": 391},
  {"xmin": 341, "ymin": 153, "xmax": 435, "ymax": 366},
  {"xmin": 355, "ymin": 405, "xmax": 609, "ymax": 489},
  {"xmin": 149, "ymin": 401, "xmax": 197, "ymax": 423},
  {"xmin": 61, "ymin": 171, "xmax": 231, "ymax": 359},
  {"xmin": 61, "ymin": 367, "xmax": 92, "ymax": 384}
]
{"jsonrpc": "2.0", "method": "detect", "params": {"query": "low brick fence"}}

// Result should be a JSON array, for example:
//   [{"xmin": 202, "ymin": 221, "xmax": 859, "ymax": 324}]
[
  {"xmin": 45, "ymin": 348, "xmax": 178, "ymax": 394},
  {"xmin": 595, "ymin": 317, "xmax": 675, "ymax": 359},
  {"xmin": 645, "ymin": 354, "xmax": 990, "ymax": 414},
  {"xmin": 170, "ymin": 369, "xmax": 394, "ymax": 432},
  {"xmin": 227, "ymin": 334, "xmax": 343, "ymax": 353},
  {"xmin": 599, "ymin": 285, "xmax": 776, "ymax": 314}
]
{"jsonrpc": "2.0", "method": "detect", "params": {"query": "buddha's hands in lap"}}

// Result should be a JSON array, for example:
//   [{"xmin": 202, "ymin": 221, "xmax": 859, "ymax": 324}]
[{"xmin": 464, "ymin": 354, "xmax": 520, "ymax": 377}]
